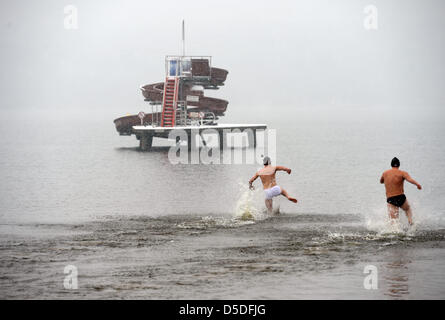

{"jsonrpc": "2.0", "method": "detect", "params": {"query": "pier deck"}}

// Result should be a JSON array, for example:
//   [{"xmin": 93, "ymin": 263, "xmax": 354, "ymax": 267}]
[{"xmin": 132, "ymin": 123, "xmax": 267, "ymax": 151}]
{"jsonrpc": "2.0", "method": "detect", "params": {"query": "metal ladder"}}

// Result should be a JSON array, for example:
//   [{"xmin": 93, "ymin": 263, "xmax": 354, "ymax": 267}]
[{"xmin": 161, "ymin": 77, "xmax": 179, "ymax": 127}]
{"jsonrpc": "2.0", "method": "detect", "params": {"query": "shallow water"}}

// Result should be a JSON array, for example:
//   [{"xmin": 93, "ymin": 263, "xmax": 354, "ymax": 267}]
[
  {"xmin": 0, "ymin": 109, "xmax": 444, "ymax": 299},
  {"xmin": 1, "ymin": 213, "xmax": 445, "ymax": 299}
]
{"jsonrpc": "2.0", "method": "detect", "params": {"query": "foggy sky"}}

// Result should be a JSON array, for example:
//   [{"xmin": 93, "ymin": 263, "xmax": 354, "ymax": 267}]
[{"xmin": 1, "ymin": 0, "xmax": 444, "ymax": 120}]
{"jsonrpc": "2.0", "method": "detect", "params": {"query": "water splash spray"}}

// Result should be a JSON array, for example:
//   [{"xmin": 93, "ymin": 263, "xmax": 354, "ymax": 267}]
[
  {"xmin": 234, "ymin": 182, "xmax": 269, "ymax": 221},
  {"xmin": 364, "ymin": 205, "xmax": 415, "ymax": 236}
]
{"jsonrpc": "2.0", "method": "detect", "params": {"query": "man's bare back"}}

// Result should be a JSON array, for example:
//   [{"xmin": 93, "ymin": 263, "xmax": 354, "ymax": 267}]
[
  {"xmin": 380, "ymin": 157, "xmax": 421, "ymax": 225},
  {"xmin": 380, "ymin": 168, "xmax": 421, "ymax": 198},
  {"xmin": 249, "ymin": 157, "xmax": 297, "ymax": 213},
  {"xmin": 257, "ymin": 165, "xmax": 280, "ymax": 189}
]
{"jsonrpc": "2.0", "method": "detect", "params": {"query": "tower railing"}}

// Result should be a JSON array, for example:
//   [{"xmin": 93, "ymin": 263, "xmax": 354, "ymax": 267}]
[
  {"xmin": 148, "ymin": 101, "xmax": 162, "ymax": 127},
  {"xmin": 147, "ymin": 101, "xmax": 187, "ymax": 127},
  {"xmin": 176, "ymin": 101, "xmax": 187, "ymax": 126},
  {"xmin": 165, "ymin": 55, "xmax": 212, "ymax": 80}
]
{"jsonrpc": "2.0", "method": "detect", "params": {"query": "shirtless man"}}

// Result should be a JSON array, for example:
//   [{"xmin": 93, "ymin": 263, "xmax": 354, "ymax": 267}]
[
  {"xmin": 380, "ymin": 157, "xmax": 422, "ymax": 225},
  {"xmin": 248, "ymin": 156, "xmax": 298, "ymax": 213}
]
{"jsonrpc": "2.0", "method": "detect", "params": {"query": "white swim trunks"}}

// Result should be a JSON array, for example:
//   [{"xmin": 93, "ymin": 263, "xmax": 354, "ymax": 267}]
[{"xmin": 264, "ymin": 185, "xmax": 282, "ymax": 200}]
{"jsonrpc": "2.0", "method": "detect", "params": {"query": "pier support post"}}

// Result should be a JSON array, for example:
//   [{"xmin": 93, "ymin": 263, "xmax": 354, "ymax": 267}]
[
  {"xmin": 140, "ymin": 134, "xmax": 153, "ymax": 151},
  {"xmin": 219, "ymin": 130, "xmax": 223, "ymax": 150},
  {"xmin": 187, "ymin": 133, "xmax": 192, "ymax": 151},
  {"xmin": 219, "ymin": 129, "xmax": 229, "ymax": 150},
  {"xmin": 244, "ymin": 128, "xmax": 257, "ymax": 148}
]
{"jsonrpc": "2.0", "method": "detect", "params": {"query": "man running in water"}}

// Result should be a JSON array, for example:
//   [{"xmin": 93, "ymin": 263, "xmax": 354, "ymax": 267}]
[
  {"xmin": 249, "ymin": 156, "xmax": 298, "ymax": 213},
  {"xmin": 380, "ymin": 157, "xmax": 422, "ymax": 225}
]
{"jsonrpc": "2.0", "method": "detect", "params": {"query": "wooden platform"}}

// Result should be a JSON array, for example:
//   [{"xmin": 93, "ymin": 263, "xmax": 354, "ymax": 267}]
[{"xmin": 132, "ymin": 123, "xmax": 267, "ymax": 151}]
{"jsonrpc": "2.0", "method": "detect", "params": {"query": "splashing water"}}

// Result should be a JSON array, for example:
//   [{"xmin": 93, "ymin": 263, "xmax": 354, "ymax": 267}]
[
  {"xmin": 173, "ymin": 182, "xmax": 270, "ymax": 230},
  {"xmin": 364, "ymin": 206, "xmax": 416, "ymax": 237},
  {"xmin": 234, "ymin": 182, "xmax": 268, "ymax": 221}
]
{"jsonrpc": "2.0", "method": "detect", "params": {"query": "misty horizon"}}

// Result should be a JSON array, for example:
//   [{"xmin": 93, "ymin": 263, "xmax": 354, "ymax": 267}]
[{"xmin": 1, "ymin": 0, "xmax": 444, "ymax": 121}]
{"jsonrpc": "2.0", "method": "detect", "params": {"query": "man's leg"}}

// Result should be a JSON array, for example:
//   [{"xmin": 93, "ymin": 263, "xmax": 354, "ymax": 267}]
[
  {"xmin": 280, "ymin": 188, "xmax": 298, "ymax": 203},
  {"xmin": 401, "ymin": 200, "xmax": 413, "ymax": 225},
  {"xmin": 387, "ymin": 203, "xmax": 399, "ymax": 221},
  {"xmin": 265, "ymin": 199, "xmax": 273, "ymax": 213}
]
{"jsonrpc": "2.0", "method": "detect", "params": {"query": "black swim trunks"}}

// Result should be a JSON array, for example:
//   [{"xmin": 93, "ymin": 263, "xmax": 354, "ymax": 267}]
[{"xmin": 387, "ymin": 194, "xmax": 406, "ymax": 207}]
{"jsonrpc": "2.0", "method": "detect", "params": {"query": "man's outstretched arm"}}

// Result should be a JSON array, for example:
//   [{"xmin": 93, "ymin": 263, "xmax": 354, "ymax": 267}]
[
  {"xmin": 275, "ymin": 166, "xmax": 291, "ymax": 174},
  {"xmin": 404, "ymin": 172, "xmax": 422, "ymax": 190},
  {"xmin": 249, "ymin": 172, "xmax": 259, "ymax": 189}
]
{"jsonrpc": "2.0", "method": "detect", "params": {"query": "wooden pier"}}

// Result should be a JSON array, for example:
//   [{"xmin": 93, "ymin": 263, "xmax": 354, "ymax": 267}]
[{"xmin": 132, "ymin": 123, "xmax": 267, "ymax": 151}]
